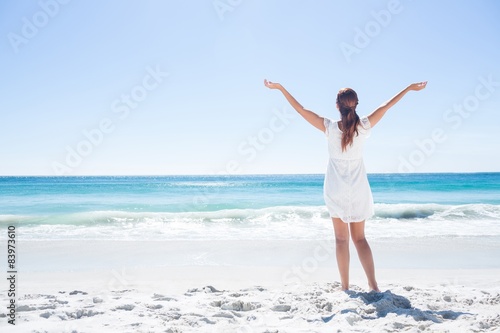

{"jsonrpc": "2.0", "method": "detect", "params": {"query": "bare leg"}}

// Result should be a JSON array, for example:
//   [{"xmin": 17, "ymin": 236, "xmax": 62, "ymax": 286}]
[
  {"xmin": 350, "ymin": 221, "xmax": 379, "ymax": 291},
  {"xmin": 332, "ymin": 218, "xmax": 350, "ymax": 290}
]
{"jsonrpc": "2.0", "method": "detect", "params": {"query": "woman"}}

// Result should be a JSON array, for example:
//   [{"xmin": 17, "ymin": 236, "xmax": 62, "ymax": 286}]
[{"xmin": 264, "ymin": 79, "xmax": 427, "ymax": 291}]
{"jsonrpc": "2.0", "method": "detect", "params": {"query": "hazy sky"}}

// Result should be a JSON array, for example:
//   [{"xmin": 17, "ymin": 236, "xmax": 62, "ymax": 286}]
[{"xmin": 1, "ymin": 0, "xmax": 499, "ymax": 175}]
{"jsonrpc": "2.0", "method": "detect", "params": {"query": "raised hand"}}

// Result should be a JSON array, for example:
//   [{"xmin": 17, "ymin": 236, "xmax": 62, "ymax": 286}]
[
  {"xmin": 263, "ymin": 79, "xmax": 326, "ymax": 132},
  {"xmin": 408, "ymin": 81, "xmax": 428, "ymax": 91},
  {"xmin": 368, "ymin": 81, "xmax": 428, "ymax": 128},
  {"xmin": 264, "ymin": 79, "xmax": 282, "ymax": 90}
]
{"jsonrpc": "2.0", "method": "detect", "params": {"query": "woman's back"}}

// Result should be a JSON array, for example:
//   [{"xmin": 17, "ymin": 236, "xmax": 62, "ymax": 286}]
[{"xmin": 324, "ymin": 116, "xmax": 371, "ymax": 161}]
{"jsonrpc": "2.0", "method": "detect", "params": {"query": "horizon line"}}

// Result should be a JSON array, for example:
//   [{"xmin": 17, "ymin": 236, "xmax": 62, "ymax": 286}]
[{"xmin": 0, "ymin": 171, "xmax": 499, "ymax": 177}]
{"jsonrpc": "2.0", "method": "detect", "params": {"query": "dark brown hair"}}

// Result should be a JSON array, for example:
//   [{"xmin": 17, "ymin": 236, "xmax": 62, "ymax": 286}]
[{"xmin": 336, "ymin": 88, "xmax": 360, "ymax": 151}]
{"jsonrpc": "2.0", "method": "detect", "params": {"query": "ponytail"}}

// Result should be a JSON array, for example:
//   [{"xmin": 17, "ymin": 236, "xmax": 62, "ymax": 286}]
[{"xmin": 336, "ymin": 89, "xmax": 360, "ymax": 152}]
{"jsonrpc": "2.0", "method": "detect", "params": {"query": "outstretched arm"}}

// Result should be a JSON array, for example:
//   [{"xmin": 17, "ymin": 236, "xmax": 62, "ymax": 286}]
[
  {"xmin": 264, "ymin": 79, "xmax": 325, "ymax": 132},
  {"xmin": 368, "ymin": 81, "xmax": 427, "ymax": 128}
]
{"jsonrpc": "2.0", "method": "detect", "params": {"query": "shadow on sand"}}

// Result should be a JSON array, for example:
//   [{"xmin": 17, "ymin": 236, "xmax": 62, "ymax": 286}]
[{"xmin": 338, "ymin": 290, "xmax": 472, "ymax": 323}]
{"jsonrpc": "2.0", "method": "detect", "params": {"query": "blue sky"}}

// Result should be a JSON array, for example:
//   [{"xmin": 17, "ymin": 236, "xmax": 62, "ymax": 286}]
[{"xmin": 1, "ymin": 0, "xmax": 499, "ymax": 175}]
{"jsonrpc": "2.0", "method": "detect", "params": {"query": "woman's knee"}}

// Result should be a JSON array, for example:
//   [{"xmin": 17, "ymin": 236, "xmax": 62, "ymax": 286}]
[
  {"xmin": 335, "ymin": 235, "xmax": 349, "ymax": 245},
  {"xmin": 351, "ymin": 236, "xmax": 367, "ymax": 246}
]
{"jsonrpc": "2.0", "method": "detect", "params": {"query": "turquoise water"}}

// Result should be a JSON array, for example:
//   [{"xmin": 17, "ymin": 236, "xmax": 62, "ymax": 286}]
[{"xmin": 1, "ymin": 173, "xmax": 499, "ymax": 240}]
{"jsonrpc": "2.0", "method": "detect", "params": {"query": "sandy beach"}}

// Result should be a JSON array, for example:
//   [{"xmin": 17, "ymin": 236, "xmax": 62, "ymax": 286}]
[{"xmin": 2, "ymin": 238, "xmax": 500, "ymax": 332}]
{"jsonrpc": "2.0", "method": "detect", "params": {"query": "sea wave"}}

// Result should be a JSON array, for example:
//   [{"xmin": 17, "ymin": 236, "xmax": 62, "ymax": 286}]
[
  {"xmin": 372, "ymin": 203, "xmax": 500, "ymax": 220},
  {"xmin": 1, "ymin": 204, "xmax": 499, "ymax": 241},
  {"xmin": 1, "ymin": 203, "xmax": 498, "ymax": 225},
  {"xmin": 0, "ymin": 206, "xmax": 328, "ymax": 226}
]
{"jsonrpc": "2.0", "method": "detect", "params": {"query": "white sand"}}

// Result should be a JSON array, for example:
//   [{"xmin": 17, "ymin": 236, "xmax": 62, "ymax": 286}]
[{"xmin": 1, "ymin": 239, "xmax": 500, "ymax": 332}]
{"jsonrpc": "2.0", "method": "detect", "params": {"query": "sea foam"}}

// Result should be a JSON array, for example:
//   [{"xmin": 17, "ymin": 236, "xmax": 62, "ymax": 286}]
[{"xmin": 1, "ymin": 203, "xmax": 499, "ymax": 241}]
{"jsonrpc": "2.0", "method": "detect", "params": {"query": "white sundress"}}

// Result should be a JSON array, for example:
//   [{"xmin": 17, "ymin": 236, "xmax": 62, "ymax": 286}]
[{"xmin": 323, "ymin": 116, "xmax": 374, "ymax": 223}]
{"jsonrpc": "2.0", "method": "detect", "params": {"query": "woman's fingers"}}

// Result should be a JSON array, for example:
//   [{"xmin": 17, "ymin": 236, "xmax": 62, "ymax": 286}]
[
  {"xmin": 264, "ymin": 79, "xmax": 278, "ymax": 89},
  {"xmin": 412, "ymin": 81, "xmax": 427, "ymax": 91}
]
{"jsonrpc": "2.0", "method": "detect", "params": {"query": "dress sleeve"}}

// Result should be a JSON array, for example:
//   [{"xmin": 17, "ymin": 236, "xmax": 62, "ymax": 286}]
[
  {"xmin": 360, "ymin": 115, "xmax": 371, "ymax": 130},
  {"xmin": 359, "ymin": 115, "xmax": 371, "ymax": 137},
  {"xmin": 323, "ymin": 118, "xmax": 331, "ymax": 137}
]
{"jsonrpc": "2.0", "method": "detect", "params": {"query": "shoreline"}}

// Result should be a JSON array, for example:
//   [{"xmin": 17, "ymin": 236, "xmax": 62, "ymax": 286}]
[
  {"xmin": 6, "ymin": 237, "xmax": 500, "ymax": 296},
  {"xmin": 8, "ymin": 237, "xmax": 500, "ymax": 271}
]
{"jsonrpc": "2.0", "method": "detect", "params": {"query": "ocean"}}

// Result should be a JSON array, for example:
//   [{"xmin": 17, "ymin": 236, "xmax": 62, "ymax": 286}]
[{"xmin": 0, "ymin": 173, "xmax": 499, "ymax": 241}]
